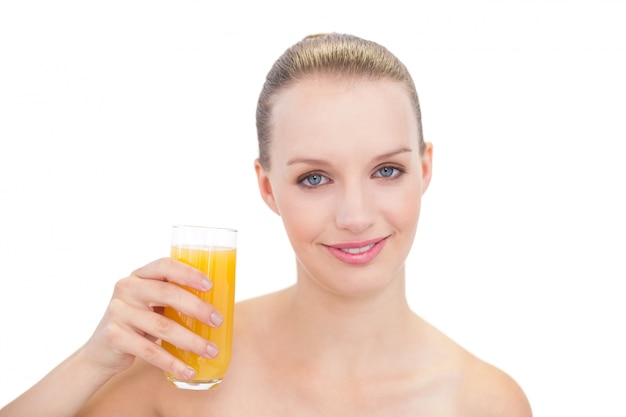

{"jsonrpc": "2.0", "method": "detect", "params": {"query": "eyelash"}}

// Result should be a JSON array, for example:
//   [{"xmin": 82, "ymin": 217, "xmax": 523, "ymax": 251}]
[
  {"xmin": 298, "ymin": 172, "xmax": 330, "ymax": 188},
  {"xmin": 297, "ymin": 165, "xmax": 406, "ymax": 188},
  {"xmin": 372, "ymin": 166, "xmax": 405, "ymax": 179}
]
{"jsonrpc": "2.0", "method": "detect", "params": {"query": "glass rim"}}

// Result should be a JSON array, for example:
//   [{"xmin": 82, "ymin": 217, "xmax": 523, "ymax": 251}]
[{"xmin": 172, "ymin": 224, "xmax": 238, "ymax": 233}]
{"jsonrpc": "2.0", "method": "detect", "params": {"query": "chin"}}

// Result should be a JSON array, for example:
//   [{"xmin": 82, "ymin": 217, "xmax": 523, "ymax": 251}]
[{"xmin": 306, "ymin": 265, "xmax": 404, "ymax": 299}]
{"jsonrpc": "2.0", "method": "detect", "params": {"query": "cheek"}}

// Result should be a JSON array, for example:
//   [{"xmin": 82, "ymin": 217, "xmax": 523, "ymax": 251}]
[
  {"xmin": 275, "ymin": 190, "xmax": 329, "ymax": 244},
  {"xmin": 386, "ymin": 183, "xmax": 422, "ymax": 230}
]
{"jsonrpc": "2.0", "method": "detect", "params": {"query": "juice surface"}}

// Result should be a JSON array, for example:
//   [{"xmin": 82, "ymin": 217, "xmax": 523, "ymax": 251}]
[{"xmin": 163, "ymin": 246, "xmax": 236, "ymax": 382}]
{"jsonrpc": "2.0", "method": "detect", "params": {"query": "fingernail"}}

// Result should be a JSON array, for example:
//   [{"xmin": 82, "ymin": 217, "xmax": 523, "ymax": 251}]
[
  {"xmin": 210, "ymin": 311, "xmax": 223, "ymax": 327},
  {"xmin": 183, "ymin": 367, "xmax": 196, "ymax": 379},
  {"xmin": 200, "ymin": 279, "xmax": 212, "ymax": 291},
  {"xmin": 206, "ymin": 343, "xmax": 219, "ymax": 358}
]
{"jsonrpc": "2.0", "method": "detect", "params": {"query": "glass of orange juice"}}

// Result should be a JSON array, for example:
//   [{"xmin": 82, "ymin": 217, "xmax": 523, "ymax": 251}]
[{"xmin": 162, "ymin": 225, "xmax": 237, "ymax": 390}]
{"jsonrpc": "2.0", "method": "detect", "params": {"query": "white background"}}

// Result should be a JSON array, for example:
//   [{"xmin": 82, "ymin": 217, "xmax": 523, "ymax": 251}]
[{"xmin": 1, "ymin": 0, "xmax": 624, "ymax": 415}]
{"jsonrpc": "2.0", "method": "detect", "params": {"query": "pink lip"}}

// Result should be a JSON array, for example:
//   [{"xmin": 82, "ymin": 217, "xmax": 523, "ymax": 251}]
[{"xmin": 325, "ymin": 237, "xmax": 389, "ymax": 265}]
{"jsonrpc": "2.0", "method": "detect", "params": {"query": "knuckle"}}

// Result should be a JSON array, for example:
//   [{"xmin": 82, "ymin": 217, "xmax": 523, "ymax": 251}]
[
  {"xmin": 167, "ymin": 357, "xmax": 183, "ymax": 375},
  {"xmin": 113, "ymin": 278, "xmax": 131, "ymax": 295},
  {"xmin": 107, "ymin": 297, "xmax": 126, "ymax": 316},
  {"xmin": 102, "ymin": 321, "xmax": 124, "ymax": 348},
  {"xmin": 140, "ymin": 343, "xmax": 181, "ymax": 376},
  {"xmin": 153, "ymin": 314, "xmax": 173, "ymax": 333},
  {"xmin": 141, "ymin": 342, "xmax": 162, "ymax": 364}
]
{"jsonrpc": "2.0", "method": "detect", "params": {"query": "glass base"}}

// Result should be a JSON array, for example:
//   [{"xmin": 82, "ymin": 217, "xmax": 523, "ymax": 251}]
[{"xmin": 167, "ymin": 377, "xmax": 223, "ymax": 390}]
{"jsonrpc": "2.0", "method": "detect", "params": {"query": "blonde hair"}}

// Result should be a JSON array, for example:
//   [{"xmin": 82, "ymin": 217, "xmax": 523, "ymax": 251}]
[{"xmin": 256, "ymin": 33, "xmax": 425, "ymax": 169}]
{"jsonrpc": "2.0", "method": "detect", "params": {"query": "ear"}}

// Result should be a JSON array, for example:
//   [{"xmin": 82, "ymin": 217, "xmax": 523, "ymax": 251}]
[
  {"xmin": 420, "ymin": 142, "xmax": 433, "ymax": 195},
  {"xmin": 254, "ymin": 159, "xmax": 280, "ymax": 215}
]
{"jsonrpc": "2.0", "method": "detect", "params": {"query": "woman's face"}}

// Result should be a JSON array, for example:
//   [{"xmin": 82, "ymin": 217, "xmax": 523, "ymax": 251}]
[{"xmin": 255, "ymin": 77, "xmax": 433, "ymax": 297}]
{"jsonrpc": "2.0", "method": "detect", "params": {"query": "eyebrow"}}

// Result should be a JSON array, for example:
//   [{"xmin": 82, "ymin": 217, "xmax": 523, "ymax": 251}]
[{"xmin": 286, "ymin": 147, "xmax": 413, "ymax": 167}]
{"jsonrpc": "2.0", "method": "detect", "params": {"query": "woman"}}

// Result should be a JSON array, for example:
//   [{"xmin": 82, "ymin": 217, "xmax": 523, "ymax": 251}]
[{"xmin": 0, "ymin": 33, "xmax": 532, "ymax": 416}]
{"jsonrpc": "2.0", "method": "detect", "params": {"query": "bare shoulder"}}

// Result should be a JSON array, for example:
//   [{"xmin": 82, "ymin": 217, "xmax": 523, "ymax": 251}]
[
  {"xmin": 411, "ymin": 318, "xmax": 532, "ymax": 417},
  {"xmin": 458, "ymin": 356, "xmax": 532, "ymax": 417}
]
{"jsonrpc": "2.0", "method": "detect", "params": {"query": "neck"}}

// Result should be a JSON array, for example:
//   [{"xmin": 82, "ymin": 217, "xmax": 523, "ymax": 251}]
[{"xmin": 280, "ymin": 263, "xmax": 416, "ymax": 377}]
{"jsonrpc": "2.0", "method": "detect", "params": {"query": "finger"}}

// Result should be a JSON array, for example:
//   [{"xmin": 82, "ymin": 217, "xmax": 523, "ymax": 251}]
[
  {"xmin": 132, "ymin": 258, "xmax": 213, "ymax": 292},
  {"xmin": 114, "ymin": 278, "xmax": 222, "ymax": 328},
  {"xmin": 126, "ymin": 307, "xmax": 220, "ymax": 360},
  {"xmin": 115, "ymin": 327, "xmax": 199, "ymax": 381}
]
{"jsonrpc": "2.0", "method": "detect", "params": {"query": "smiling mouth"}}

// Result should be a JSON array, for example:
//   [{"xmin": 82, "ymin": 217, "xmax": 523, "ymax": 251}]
[
  {"xmin": 325, "ymin": 237, "xmax": 388, "ymax": 265},
  {"xmin": 339, "ymin": 244, "xmax": 375, "ymax": 254}
]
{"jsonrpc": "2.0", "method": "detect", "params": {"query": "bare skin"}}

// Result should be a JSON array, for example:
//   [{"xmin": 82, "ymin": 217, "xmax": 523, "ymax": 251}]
[
  {"xmin": 1, "ymin": 284, "xmax": 530, "ymax": 417},
  {"xmin": 0, "ymin": 77, "xmax": 532, "ymax": 417},
  {"xmin": 75, "ymin": 285, "xmax": 531, "ymax": 417}
]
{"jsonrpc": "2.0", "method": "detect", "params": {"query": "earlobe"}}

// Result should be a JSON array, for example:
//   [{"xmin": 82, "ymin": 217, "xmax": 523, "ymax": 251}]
[
  {"xmin": 254, "ymin": 159, "xmax": 280, "ymax": 215},
  {"xmin": 420, "ymin": 143, "xmax": 433, "ymax": 195}
]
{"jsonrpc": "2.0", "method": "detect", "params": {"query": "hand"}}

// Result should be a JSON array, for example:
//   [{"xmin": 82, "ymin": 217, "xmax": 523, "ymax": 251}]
[{"xmin": 81, "ymin": 258, "xmax": 221, "ymax": 381}]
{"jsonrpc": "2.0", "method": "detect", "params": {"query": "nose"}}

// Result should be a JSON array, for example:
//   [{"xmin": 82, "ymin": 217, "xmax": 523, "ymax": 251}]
[{"xmin": 334, "ymin": 181, "xmax": 375, "ymax": 234}]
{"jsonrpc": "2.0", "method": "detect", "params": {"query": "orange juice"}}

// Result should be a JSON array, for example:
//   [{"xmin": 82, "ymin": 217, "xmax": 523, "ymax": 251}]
[{"xmin": 163, "ymin": 246, "xmax": 236, "ymax": 389}]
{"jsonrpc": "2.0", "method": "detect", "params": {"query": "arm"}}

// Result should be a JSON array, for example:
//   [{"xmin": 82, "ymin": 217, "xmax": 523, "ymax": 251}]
[
  {"xmin": 0, "ymin": 258, "xmax": 220, "ymax": 417},
  {"xmin": 0, "ymin": 349, "xmax": 115, "ymax": 417}
]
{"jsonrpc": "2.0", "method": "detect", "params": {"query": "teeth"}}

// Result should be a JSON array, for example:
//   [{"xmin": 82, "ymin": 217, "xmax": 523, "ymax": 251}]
[{"xmin": 341, "ymin": 243, "xmax": 375, "ymax": 254}]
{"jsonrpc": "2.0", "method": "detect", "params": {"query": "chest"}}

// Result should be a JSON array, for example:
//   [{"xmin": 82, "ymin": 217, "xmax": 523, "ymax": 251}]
[{"xmin": 159, "ymin": 365, "xmax": 460, "ymax": 417}]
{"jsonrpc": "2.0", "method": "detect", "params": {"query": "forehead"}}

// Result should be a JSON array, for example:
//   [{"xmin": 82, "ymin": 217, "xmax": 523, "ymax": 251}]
[
  {"xmin": 272, "ymin": 75, "xmax": 412, "ymax": 116},
  {"xmin": 269, "ymin": 77, "xmax": 419, "ymax": 162}
]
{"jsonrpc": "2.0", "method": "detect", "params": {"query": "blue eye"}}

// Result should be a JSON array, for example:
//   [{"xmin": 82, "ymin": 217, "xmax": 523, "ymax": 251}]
[
  {"xmin": 299, "ymin": 173, "xmax": 329, "ymax": 187},
  {"xmin": 306, "ymin": 174, "xmax": 323, "ymax": 185},
  {"xmin": 374, "ymin": 166, "xmax": 403, "ymax": 178}
]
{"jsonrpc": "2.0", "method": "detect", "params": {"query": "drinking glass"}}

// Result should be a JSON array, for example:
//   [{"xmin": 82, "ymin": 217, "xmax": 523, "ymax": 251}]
[{"xmin": 162, "ymin": 225, "xmax": 237, "ymax": 390}]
